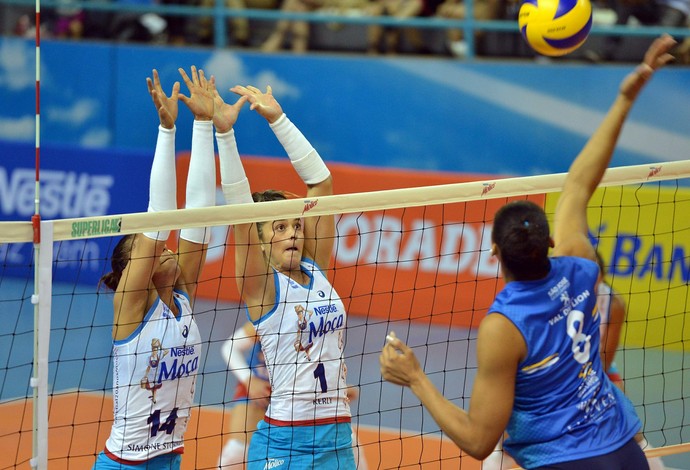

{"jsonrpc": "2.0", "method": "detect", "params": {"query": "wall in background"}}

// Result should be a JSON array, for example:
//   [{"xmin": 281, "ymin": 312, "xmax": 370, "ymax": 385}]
[{"xmin": 1, "ymin": 37, "xmax": 689, "ymax": 178}]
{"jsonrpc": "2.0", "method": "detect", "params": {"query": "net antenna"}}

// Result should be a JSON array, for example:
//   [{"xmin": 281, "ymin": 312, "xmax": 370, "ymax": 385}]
[{"xmin": 30, "ymin": 0, "xmax": 49, "ymax": 466}]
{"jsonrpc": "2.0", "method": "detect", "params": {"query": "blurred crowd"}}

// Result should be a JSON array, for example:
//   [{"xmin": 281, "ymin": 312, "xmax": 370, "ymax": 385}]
[{"xmin": 2, "ymin": 0, "xmax": 689, "ymax": 61}]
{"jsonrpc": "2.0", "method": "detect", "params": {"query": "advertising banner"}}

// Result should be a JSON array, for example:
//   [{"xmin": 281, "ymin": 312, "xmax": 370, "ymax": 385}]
[
  {"xmin": 544, "ymin": 185, "xmax": 690, "ymax": 351},
  {"xmin": 0, "ymin": 141, "xmax": 150, "ymax": 283}
]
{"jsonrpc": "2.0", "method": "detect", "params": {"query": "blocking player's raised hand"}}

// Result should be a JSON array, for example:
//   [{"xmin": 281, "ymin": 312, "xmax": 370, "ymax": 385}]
[
  {"xmin": 146, "ymin": 69, "xmax": 179, "ymax": 130},
  {"xmin": 178, "ymin": 65, "xmax": 214, "ymax": 121},
  {"xmin": 231, "ymin": 84, "xmax": 283, "ymax": 124},
  {"xmin": 209, "ymin": 76, "xmax": 248, "ymax": 134}
]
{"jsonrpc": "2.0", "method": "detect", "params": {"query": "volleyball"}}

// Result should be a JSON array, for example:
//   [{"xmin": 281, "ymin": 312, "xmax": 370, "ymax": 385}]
[{"xmin": 518, "ymin": 0, "xmax": 593, "ymax": 57}]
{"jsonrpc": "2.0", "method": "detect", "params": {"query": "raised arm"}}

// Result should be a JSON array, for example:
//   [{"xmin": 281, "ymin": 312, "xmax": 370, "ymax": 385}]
[
  {"xmin": 113, "ymin": 70, "xmax": 180, "ymax": 340},
  {"xmin": 380, "ymin": 316, "xmax": 524, "ymax": 460},
  {"xmin": 552, "ymin": 35, "xmax": 676, "ymax": 260},
  {"xmin": 208, "ymin": 80, "xmax": 271, "ymax": 314},
  {"xmin": 231, "ymin": 84, "xmax": 335, "ymax": 270},
  {"xmin": 175, "ymin": 66, "xmax": 216, "ymax": 302}
]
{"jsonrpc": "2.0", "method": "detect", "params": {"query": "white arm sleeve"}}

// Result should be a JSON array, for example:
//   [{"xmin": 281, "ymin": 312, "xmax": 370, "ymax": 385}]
[
  {"xmin": 269, "ymin": 113, "xmax": 331, "ymax": 185},
  {"xmin": 180, "ymin": 120, "xmax": 216, "ymax": 244},
  {"xmin": 215, "ymin": 128, "xmax": 253, "ymax": 205},
  {"xmin": 143, "ymin": 125, "xmax": 177, "ymax": 241},
  {"xmin": 221, "ymin": 326, "xmax": 254, "ymax": 384}
]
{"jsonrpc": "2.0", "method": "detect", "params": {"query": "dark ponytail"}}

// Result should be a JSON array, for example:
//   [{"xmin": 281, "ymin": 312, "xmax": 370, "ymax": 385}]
[
  {"xmin": 98, "ymin": 235, "xmax": 135, "ymax": 291},
  {"xmin": 492, "ymin": 200, "xmax": 551, "ymax": 280}
]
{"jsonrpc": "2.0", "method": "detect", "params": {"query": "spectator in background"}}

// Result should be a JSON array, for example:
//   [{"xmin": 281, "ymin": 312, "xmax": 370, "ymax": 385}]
[
  {"xmin": 89, "ymin": 0, "xmax": 168, "ymax": 43},
  {"xmin": 53, "ymin": 0, "xmax": 86, "ymax": 39},
  {"xmin": 161, "ymin": 0, "xmax": 192, "ymax": 44},
  {"xmin": 196, "ymin": 0, "xmax": 279, "ymax": 47},
  {"xmin": 11, "ymin": 13, "xmax": 35, "ymax": 37},
  {"xmin": 585, "ymin": 0, "xmax": 690, "ymax": 62},
  {"xmin": 260, "ymin": 0, "xmax": 325, "ymax": 52},
  {"xmin": 365, "ymin": 0, "xmax": 442, "ymax": 54},
  {"xmin": 434, "ymin": 0, "xmax": 500, "ymax": 57},
  {"xmin": 229, "ymin": 0, "xmax": 280, "ymax": 45}
]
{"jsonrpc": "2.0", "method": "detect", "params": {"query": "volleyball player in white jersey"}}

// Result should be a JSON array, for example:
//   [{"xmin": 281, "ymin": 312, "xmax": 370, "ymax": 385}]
[
  {"xmin": 94, "ymin": 66, "xmax": 216, "ymax": 470},
  {"xmin": 595, "ymin": 252, "xmax": 666, "ymax": 470},
  {"xmin": 217, "ymin": 322, "xmax": 369, "ymax": 470},
  {"xmin": 595, "ymin": 251, "xmax": 626, "ymax": 388},
  {"xmin": 381, "ymin": 35, "xmax": 676, "ymax": 470},
  {"xmin": 211, "ymin": 81, "xmax": 357, "ymax": 469}
]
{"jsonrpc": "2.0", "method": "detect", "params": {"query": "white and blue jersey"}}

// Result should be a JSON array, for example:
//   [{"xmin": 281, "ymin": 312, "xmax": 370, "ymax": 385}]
[
  {"xmin": 246, "ymin": 258, "xmax": 355, "ymax": 470},
  {"xmin": 248, "ymin": 258, "xmax": 351, "ymax": 424},
  {"xmin": 103, "ymin": 290, "xmax": 201, "ymax": 464},
  {"xmin": 489, "ymin": 256, "xmax": 640, "ymax": 469}
]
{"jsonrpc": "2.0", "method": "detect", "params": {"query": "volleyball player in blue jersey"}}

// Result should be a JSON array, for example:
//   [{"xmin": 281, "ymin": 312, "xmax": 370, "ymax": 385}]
[
  {"xmin": 94, "ymin": 66, "xmax": 216, "ymax": 469},
  {"xmin": 380, "ymin": 34, "xmax": 676, "ymax": 470}
]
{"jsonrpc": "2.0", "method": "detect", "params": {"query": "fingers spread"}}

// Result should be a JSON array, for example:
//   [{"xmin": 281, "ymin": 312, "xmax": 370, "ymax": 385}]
[
  {"xmin": 152, "ymin": 69, "xmax": 161, "ymax": 88},
  {"xmin": 178, "ymin": 68, "xmax": 192, "ymax": 86}
]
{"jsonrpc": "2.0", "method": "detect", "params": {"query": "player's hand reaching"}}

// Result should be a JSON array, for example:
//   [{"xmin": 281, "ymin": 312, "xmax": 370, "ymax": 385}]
[
  {"xmin": 146, "ymin": 69, "xmax": 179, "ymax": 130},
  {"xmin": 345, "ymin": 385, "xmax": 360, "ymax": 402},
  {"xmin": 178, "ymin": 65, "xmax": 214, "ymax": 121},
  {"xmin": 231, "ymin": 85, "xmax": 284, "ymax": 124},
  {"xmin": 641, "ymin": 33, "xmax": 676, "ymax": 72},
  {"xmin": 380, "ymin": 332, "xmax": 424, "ymax": 388},
  {"xmin": 619, "ymin": 34, "xmax": 676, "ymax": 99},
  {"xmin": 210, "ymin": 76, "xmax": 248, "ymax": 134}
]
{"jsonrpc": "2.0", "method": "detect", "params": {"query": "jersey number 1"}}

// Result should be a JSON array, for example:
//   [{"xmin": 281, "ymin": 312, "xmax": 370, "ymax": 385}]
[{"xmin": 313, "ymin": 362, "xmax": 327, "ymax": 392}]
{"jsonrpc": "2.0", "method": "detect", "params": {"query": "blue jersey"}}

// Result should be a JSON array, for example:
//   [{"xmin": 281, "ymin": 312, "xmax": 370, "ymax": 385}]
[{"xmin": 489, "ymin": 256, "xmax": 640, "ymax": 469}]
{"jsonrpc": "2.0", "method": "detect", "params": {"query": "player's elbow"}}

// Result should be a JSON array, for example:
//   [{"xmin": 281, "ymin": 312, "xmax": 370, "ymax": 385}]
[
  {"xmin": 449, "ymin": 434, "xmax": 497, "ymax": 461},
  {"xmin": 464, "ymin": 441, "xmax": 497, "ymax": 461}
]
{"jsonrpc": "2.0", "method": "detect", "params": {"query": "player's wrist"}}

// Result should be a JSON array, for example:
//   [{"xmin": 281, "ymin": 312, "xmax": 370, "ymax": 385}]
[
  {"xmin": 214, "ymin": 120, "xmax": 232, "ymax": 134},
  {"xmin": 634, "ymin": 63, "xmax": 654, "ymax": 81},
  {"xmin": 268, "ymin": 112, "xmax": 287, "ymax": 126}
]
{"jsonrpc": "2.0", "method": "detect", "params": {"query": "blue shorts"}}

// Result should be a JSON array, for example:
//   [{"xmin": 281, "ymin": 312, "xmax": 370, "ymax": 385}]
[
  {"xmin": 533, "ymin": 437, "xmax": 648, "ymax": 470},
  {"xmin": 92, "ymin": 451, "xmax": 181, "ymax": 470},
  {"xmin": 247, "ymin": 420, "xmax": 356, "ymax": 470}
]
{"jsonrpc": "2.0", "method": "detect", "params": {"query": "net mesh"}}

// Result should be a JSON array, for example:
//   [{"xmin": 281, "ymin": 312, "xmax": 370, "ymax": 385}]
[{"xmin": 1, "ymin": 161, "xmax": 689, "ymax": 469}]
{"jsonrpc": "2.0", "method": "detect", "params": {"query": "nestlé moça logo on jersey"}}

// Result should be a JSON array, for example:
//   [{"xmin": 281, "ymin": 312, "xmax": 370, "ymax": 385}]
[{"xmin": 308, "ymin": 303, "xmax": 343, "ymax": 344}]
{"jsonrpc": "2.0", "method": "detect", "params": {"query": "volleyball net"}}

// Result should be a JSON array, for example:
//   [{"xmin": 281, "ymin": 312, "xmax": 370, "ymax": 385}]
[{"xmin": 1, "ymin": 160, "xmax": 689, "ymax": 469}]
